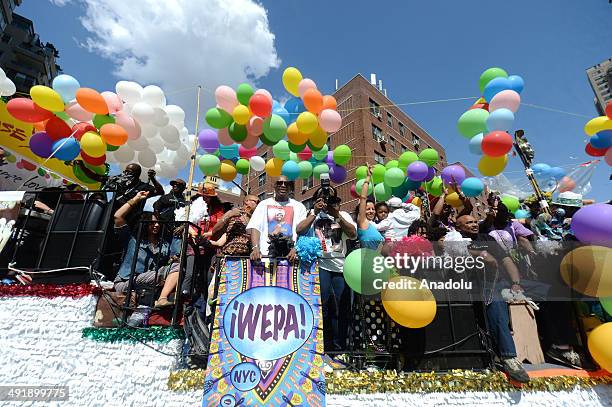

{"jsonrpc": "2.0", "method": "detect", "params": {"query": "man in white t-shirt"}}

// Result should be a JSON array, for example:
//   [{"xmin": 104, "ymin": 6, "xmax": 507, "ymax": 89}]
[{"xmin": 247, "ymin": 176, "xmax": 307, "ymax": 262}]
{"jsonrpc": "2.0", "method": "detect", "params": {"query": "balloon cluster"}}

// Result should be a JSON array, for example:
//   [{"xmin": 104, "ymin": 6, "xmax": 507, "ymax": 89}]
[
  {"xmin": 457, "ymin": 67, "xmax": 524, "ymax": 177},
  {"xmin": 198, "ymin": 67, "xmax": 345, "ymax": 183},
  {"xmin": 583, "ymin": 100, "xmax": 612, "ymax": 166},
  {"xmin": 5, "ymin": 74, "xmax": 190, "ymax": 184},
  {"xmin": 0, "ymin": 68, "xmax": 16, "ymax": 97},
  {"xmin": 530, "ymin": 162, "xmax": 574, "ymax": 192}
]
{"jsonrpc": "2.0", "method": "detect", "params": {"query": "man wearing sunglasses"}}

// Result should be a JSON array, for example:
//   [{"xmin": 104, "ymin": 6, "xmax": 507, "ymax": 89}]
[{"xmin": 246, "ymin": 176, "xmax": 307, "ymax": 262}]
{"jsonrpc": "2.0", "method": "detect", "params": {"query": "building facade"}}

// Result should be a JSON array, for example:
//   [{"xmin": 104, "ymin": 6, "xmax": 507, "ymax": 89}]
[{"xmin": 586, "ymin": 58, "xmax": 612, "ymax": 115}]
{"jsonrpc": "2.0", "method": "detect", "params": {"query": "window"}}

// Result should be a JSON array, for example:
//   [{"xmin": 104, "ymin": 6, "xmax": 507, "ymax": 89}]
[
  {"xmin": 372, "ymin": 124, "xmax": 382, "ymax": 141},
  {"xmin": 262, "ymin": 152, "xmax": 268, "ymax": 161},
  {"xmin": 399, "ymin": 122, "xmax": 405, "ymax": 136},
  {"xmin": 303, "ymin": 177, "xmax": 314, "ymax": 190},
  {"xmin": 387, "ymin": 112, "xmax": 393, "ymax": 128},
  {"xmin": 400, "ymin": 144, "xmax": 407, "ymax": 153},
  {"xmin": 258, "ymin": 173, "xmax": 266, "ymax": 187},
  {"xmin": 369, "ymin": 99, "xmax": 380, "ymax": 116},
  {"xmin": 374, "ymin": 152, "xmax": 385, "ymax": 164},
  {"xmin": 389, "ymin": 137, "xmax": 396, "ymax": 153}
]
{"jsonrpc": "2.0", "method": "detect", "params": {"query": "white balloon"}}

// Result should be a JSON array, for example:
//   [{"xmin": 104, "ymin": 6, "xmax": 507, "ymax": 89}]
[
  {"xmin": 148, "ymin": 136, "xmax": 164, "ymax": 154},
  {"xmin": 131, "ymin": 102, "xmax": 156, "ymax": 123},
  {"xmin": 0, "ymin": 67, "xmax": 6, "ymax": 82},
  {"xmin": 113, "ymin": 145, "xmax": 135, "ymax": 163},
  {"xmin": 166, "ymin": 140, "xmax": 181, "ymax": 151},
  {"xmin": 138, "ymin": 149, "xmax": 157, "ymax": 168},
  {"xmin": 165, "ymin": 105, "xmax": 185, "ymax": 125},
  {"xmin": 140, "ymin": 124, "xmax": 158, "ymax": 139},
  {"xmin": 116, "ymin": 81, "xmax": 142, "ymax": 104},
  {"xmin": 142, "ymin": 85, "xmax": 166, "ymax": 107},
  {"xmin": 152, "ymin": 107, "xmax": 169, "ymax": 127},
  {"xmin": 158, "ymin": 162, "xmax": 174, "ymax": 178},
  {"xmin": 128, "ymin": 135, "xmax": 149, "ymax": 151},
  {"xmin": 250, "ymin": 156, "xmax": 265, "ymax": 172},
  {"xmin": 160, "ymin": 125, "xmax": 179, "ymax": 143},
  {"xmin": 0, "ymin": 78, "xmax": 16, "ymax": 96}
]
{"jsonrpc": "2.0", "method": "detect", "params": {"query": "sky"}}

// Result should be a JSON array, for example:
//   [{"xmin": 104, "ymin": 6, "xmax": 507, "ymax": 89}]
[{"xmin": 16, "ymin": 0, "xmax": 612, "ymax": 202}]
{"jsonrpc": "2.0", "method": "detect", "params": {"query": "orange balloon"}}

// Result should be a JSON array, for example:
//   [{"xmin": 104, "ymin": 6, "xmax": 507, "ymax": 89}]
[
  {"xmin": 322, "ymin": 95, "xmax": 337, "ymax": 111},
  {"xmin": 303, "ymin": 88, "xmax": 323, "ymax": 114},
  {"xmin": 76, "ymin": 88, "xmax": 109, "ymax": 115},
  {"xmin": 34, "ymin": 120, "xmax": 48, "ymax": 132},
  {"xmin": 100, "ymin": 123, "xmax": 128, "ymax": 146},
  {"xmin": 287, "ymin": 122, "xmax": 309, "ymax": 145}
]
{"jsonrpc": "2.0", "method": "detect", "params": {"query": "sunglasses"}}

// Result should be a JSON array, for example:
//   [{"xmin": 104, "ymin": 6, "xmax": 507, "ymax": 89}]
[{"xmin": 276, "ymin": 181, "xmax": 291, "ymax": 186}]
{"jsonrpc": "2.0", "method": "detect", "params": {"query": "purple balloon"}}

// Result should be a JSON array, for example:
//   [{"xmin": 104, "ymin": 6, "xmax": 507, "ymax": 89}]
[
  {"xmin": 407, "ymin": 161, "xmax": 429, "ymax": 181},
  {"xmin": 329, "ymin": 165, "xmax": 347, "ymax": 183},
  {"xmin": 198, "ymin": 129, "xmax": 219, "ymax": 153},
  {"xmin": 29, "ymin": 131, "xmax": 53, "ymax": 158},
  {"xmin": 571, "ymin": 203, "xmax": 612, "ymax": 247},
  {"xmin": 424, "ymin": 166, "xmax": 436, "ymax": 182},
  {"xmin": 325, "ymin": 151, "xmax": 334, "ymax": 166},
  {"xmin": 441, "ymin": 165, "xmax": 466, "ymax": 185}
]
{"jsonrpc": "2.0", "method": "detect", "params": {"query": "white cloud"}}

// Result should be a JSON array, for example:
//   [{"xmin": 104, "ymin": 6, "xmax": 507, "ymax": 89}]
[{"xmin": 49, "ymin": 0, "xmax": 70, "ymax": 5}]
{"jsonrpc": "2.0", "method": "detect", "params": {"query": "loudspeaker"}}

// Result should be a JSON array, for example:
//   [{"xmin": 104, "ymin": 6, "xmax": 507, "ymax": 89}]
[{"xmin": 49, "ymin": 199, "xmax": 106, "ymax": 231}]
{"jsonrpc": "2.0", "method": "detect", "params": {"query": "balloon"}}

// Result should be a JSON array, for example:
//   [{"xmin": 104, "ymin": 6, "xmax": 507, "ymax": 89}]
[
  {"xmin": 250, "ymin": 156, "xmax": 265, "ymax": 172},
  {"xmin": 297, "ymin": 145, "xmax": 312, "ymax": 161},
  {"xmin": 461, "ymin": 177, "xmax": 484, "ymax": 197},
  {"xmin": 164, "ymin": 105, "xmax": 185, "ymax": 126},
  {"xmin": 488, "ymin": 90, "xmax": 521, "ymax": 113},
  {"xmin": 81, "ymin": 151, "xmax": 106, "ymax": 166},
  {"xmin": 385, "ymin": 160, "xmax": 399, "ymax": 169},
  {"xmin": 329, "ymin": 165, "xmax": 347, "ymax": 183},
  {"xmin": 606, "ymin": 147, "xmax": 612, "ymax": 166},
  {"xmin": 138, "ymin": 148, "xmax": 157, "ymax": 168},
  {"xmin": 273, "ymin": 140, "xmax": 291, "ymax": 160},
  {"xmin": 303, "ymin": 88, "xmax": 323, "ymax": 114},
  {"xmin": 570, "ymin": 203, "xmax": 612, "ymax": 246},
  {"xmin": 232, "ymin": 104, "xmax": 251, "ymax": 125},
  {"xmin": 500, "ymin": 194, "xmax": 520, "ymax": 212},
  {"xmin": 287, "ymin": 122, "xmax": 308, "ymax": 145},
  {"xmin": 560, "ymin": 245, "xmax": 612, "ymax": 297},
  {"xmin": 115, "ymin": 81, "xmax": 143, "ymax": 104},
  {"xmin": 374, "ymin": 182, "xmax": 392, "ymax": 201},
  {"xmin": 288, "ymin": 142, "xmax": 306, "ymax": 153},
  {"xmin": 198, "ymin": 154, "xmax": 221, "ymax": 175},
  {"xmin": 322, "ymin": 95, "xmax": 337, "ymax": 111},
  {"xmin": 75, "ymin": 88, "xmax": 109, "ymax": 114},
  {"xmin": 382, "ymin": 276, "xmax": 436, "ymax": 328},
  {"xmin": 52, "ymin": 74, "xmax": 80, "ymax": 103},
  {"xmin": 63, "ymin": 100, "xmax": 92, "ymax": 122},
  {"xmin": 399, "ymin": 151, "xmax": 419, "ymax": 169},
  {"xmin": 425, "ymin": 177, "xmax": 443, "ymax": 196},
  {"xmin": 383, "ymin": 167, "xmax": 405, "ymax": 188},
  {"xmin": 262, "ymin": 114, "xmax": 287, "ymax": 142},
  {"xmin": 457, "ymin": 109, "xmax": 489, "ymax": 139},
  {"xmin": 272, "ymin": 104, "xmax": 290, "ymax": 125},
  {"xmin": 445, "ymin": 192, "xmax": 463, "ymax": 208},
  {"xmin": 481, "ymin": 131, "xmax": 513, "ymax": 157},
  {"xmin": 205, "ymin": 107, "xmax": 233, "ymax": 129},
  {"xmin": 215, "ymin": 85, "xmax": 239, "ymax": 113},
  {"xmin": 532, "ymin": 162, "xmax": 551, "ymax": 175},
  {"xmin": 93, "ymin": 114, "xmax": 115, "ymax": 129},
  {"xmin": 235, "ymin": 83, "xmax": 254, "ymax": 106},
  {"xmin": 236, "ymin": 158, "xmax": 250, "ymax": 175},
  {"xmin": 333, "ymin": 145, "xmax": 351, "ymax": 166},
  {"xmin": 284, "ymin": 96, "xmax": 306, "ymax": 121},
  {"xmin": 312, "ymin": 144, "xmax": 329, "ymax": 161},
  {"xmin": 80, "ymin": 131, "xmax": 106, "ymax": 157},
  {"xmin": 584, "ymin": 116, "xmax": 612, "ymax": 136},
  {"xmin": 238, "ymin": 145, "xmax": 257, "ymax": 159},
  {"xmin": 356, "ymin": 166, "xmax": 368, "ymax": 180},
  {"xmin": 247, "ymin": 115, "xmax": 264, "ymax": 136},
  {"xmin": 313, "ymin": 163, "xmax": 330, "ymax": 180},
  {"xmin": 113, "ymin": 145, "xmax": 135, "ymax": 163},
  {"xmin": 265, "ymin": 158, "xmax": 284, "ymax": 177},
  {"xmin": 152, "ymin": 107, "xmax": 169, "ymax": 127},
  {"xmin": 131, "ymin": 102, "xmax": 156, "ymax": 123},
  {"xmin": 355, "ymin": 179, "xmax": 373, "ymax": 196},
  {"xmin": 29, "ymin": 132, "xmax": 54, "ymax": 158},
  {"xmin": 343, "ymin": 248, "xmax": 390, "ymax": 295},
  {"xmin": 411, "ymin": 197, "xmax": 422, "ymax": 207},
  {"xmin": 483, "ymin": 77, "xmax": 512, "ymax": 102},
  {"xmin": 392, "ymin": 179, "xmax": 412, "ymax": 199},
  {"xmin": 281, "ymin": 160, "xmax": 300, "ymax": 180},
  {"xmin": 51, "ymin": 137, "xmax": 80, "ymax": 161},
  {"xmin": 439, "ymin": 165, "xmax": 465, "ymax": 185},
  {"xmin": 218, "ymin": 160, "xmax": 237, "ymax": 181},
  {"xmin": 100, "ymin": 123, "xmax": 128, "ymax": 146},
  {"xmin": 601, "ymin": 298, "xmax": 612, "ymax": 316},
  {"xmin": 282, "ymin": 67, "xmax": 302, "ymax": 97},
  {"xmin": 101, "ymin": 91, "xmax": 122, "ymax": 113},
  {"xmin": 479, "ymin": 67, "xmax": 508, "ymax": 93},
  {"xmin": 558, "ymin": 176, "xmax": 576, "ymax": 193},
  {"xmin": 45, "ymin": 116, "xmax": 71, "ymax": 140},
  {"xmin": 7, "ymin": 98, "xmax": 54, "ymax": 123},
  {"xmin": 30, "ymin": 85, "xmax": 65, "ymax": 112},
  {"xmin": 297, "ymin": 78, "xmax": 317, "ymax": 98},
  {"xmin": 585, "ymin": 143, "xmax": 608, "ymax": 157},
  {"xmin": 418, "ymin": 148, "xmax": 439, "ymax": 167},
  {"xmin": 514, "ymin": 209, "xmax": 530, "ymax": 219},
  {"xmin": 319, "ymin": 109, "xmax": 342, "ymax": 133},
  {"xmin": 588, "ymin": 323, "xmax": 612, "ymax": 372},
  {"xmin": 350, "ymin": 184, "xmax": 359, "ymax": 199},
  {"xmin": 308, "ymin": 126, "xmax": 328, "ymax": 149},
  {"xmin": 478, "ymin": 154, "xmax": 508, "ymax": 176},
  {"xmin": 466, "ymin": 134, "xmax": 484, "ymax": 157},
  {"xmin": 298, "ymin": 161, "xmax": 313, "ymax": 179},
  {"xmin": 70, "ymin": 122, "xmax": 96, "ymax": 141},
  {"xmin": 249, "ymin": 93, "xmax": 272, "ymax": 118},
  {"xmin": 507, "ymin": 75, "xmax": 525, "ymax": 94},
  {"xmin": 591, "ymin": 130, "xmax": 612, "ymax": 149},
  {"xmin": 296, "ymin": 111, "xmax": 318, "ymax": 134},
  {"xmin": 141, "ymin": 85, "xmax": 166, "ymax": 108},
  {"xmin": 486, "ymin": 108, "xmax": 514, "ymax": 132},
  {"xmin": 372, "ymin": 164, "xmax": 386, "ymax": 184},
  {"xmin": 548, "ymin": 166, "xmax": 565, "ymax": 180},
  {"xmin": 228, "ymin": 122, "xmax": 248, "ymax": 142},
  {"xmin": 424, "ymin": 166, "xmax": 435, "ymax": 182},
  {"xmin": 219, "ymin": 144, "xmax": 239, "ymax": 160},
  {"xmin": 160, "ymin": 125, "xmax": 179, "ymax": 144}
]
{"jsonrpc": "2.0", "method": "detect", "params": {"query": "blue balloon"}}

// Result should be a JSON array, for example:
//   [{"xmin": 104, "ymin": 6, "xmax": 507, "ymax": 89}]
[
  {"xmin": 486, "ymin": 108, "xmax": 514, "ymax": 131},
  {"xmin": 281, "ymin": 160, "xmax": 300, "ymax": 180},
  {"xmin": 52, "ymin": 74, "xmax": 81, "ymax": 103},
  {"xmin": 532, "ymin": 163, "xmax": 551, "ymax": 175},
  {"xmin": 52, "ymin": 138, "xmax": 80, "ymax": 161},
  {"xmin": 219, "ymin": 144, "xmax": 239, "ymax": 160},
  {"xmin": 591, "ymin": 130, "xmax": 612, "ymax": 149},
  {"xmin": 272, "ymin": 99, "xmax": 281, "ymax": 109},
  {"xmin": 404, "ymin": 179, "xmax": 422, "ymax": 191},
  {"xmin": 283, "ymin": 97, "xmax": 305, "ymax": 123},
  {"xmin": 469, "ymin": 133, "xmax": 484, "ymax": 155},
  {"xmin": 273, "ymin": 105, "xmax": 290, "ymax": 125},
  {"xmin": 549, "ymin": 166, "xmax": 565, "ymax": 181},
  {"xmin": 514, "ymin": 209, "xmax": 530, "ymax": 219},
  {"xmin": 507, "ymin": 75, "xmax": 525, "ymax": 94},
  {"xmin": 483, "ymin": 77, "xmax": 512, "ymax": 102},
  {"xmin": 460, "ymin": 177, "xmax": 484, "ymax": 197}
]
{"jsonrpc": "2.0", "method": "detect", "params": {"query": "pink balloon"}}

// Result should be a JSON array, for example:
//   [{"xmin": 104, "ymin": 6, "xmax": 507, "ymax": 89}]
[
  {"xmin": 488, "ymin": 90, "xmax": 521, "ymax": 113},
  {"xmin": 247, "ymin": 116, "xmax": 263, "ymax": 136},
  {"xmin": 218, "ymin": 128, "xmax": 234, "ymax": 146},
  {"xmin": 605, "ymin": 147, "xmax": 612, "ymax": 166},
  {"xmin": 115, "ymin": 111, "xmax": 141, "ymax": 140},
  {"xmin": 254, "ymin": 89, "xmax": 273, "ymax": 104},
  {"xmin": 239, "ymin": 145, "xmax": 257, "ymax": 159},
  {"xmin": 298, "ymin": 78, "xmax": 317, "ymax": 98},
  {"xmin": 65, "ymin": 101, "xmax": 93, "ymax": 121},
  {"xmin": 319, "ymin": 109, "xmax": 342, "ymax": 133},
  {"xmin": 350, "ymin": 184, "xmax": 359, "ymax": 198},
  {"xmin": 215, "ymin": 85, "xmax": 239, "ymax": 113},
  {"xmin": 101, "ymin": 91, "xmax": 122, "ymax": 113},
  {"xmin": 241, "ymin": 133, "xmax": 259, "ymax": 149},
  {"xmin": 558, "ymin": 176, "xmax": 576, "ymax": 193}
]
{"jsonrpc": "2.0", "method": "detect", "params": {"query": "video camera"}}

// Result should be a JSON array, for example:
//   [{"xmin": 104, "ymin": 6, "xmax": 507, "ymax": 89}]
[{"xmin": 317, "ymin": 173, "xmax": 341, "ymax": 207}]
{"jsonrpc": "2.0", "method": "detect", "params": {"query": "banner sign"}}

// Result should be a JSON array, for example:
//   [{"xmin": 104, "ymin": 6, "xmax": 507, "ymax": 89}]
[
  {"xmin": 0, "ymin": 150, "xmax": 64, "ymax": 191},
  {"xmin": 203, "ymin": 258, "xmax": 325, "ymax": 407}
]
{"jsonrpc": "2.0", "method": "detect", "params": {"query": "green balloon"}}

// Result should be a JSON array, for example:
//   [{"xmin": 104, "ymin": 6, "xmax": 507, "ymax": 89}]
[
  {"xmin": 419, "ymin": 148, "xmax": 439, "ymax": 167},
  {"xmin": 457, "ymin": 109, "xmax": 489, "ymax": 139},
  {"xmin": 205, "ymin": 107, "xmax": 233, "ymax": 129},
  {"xmin": 236, "ymin": 158, "xmax": 250, "ymax": 175},
  {"xmin": 399, "ymin": 151, "xmax": 418, "ymax": 168},
  {"xmin": 333, "ymin": 144, "xmax": 351, "ymax": 166},
  {"xmin": 260, "ymin": 132, "xmax": 276, "ymax": 146},
  {"xmin": 228, "ymin": 122, "xmax": 247, "ymax": 142},
  {"xmin": 372, "ymin": 164, "xmax": 386, "ymax": 184},
  {"xmin": 313, "ymin": 163, "xmax": 330, "ymax": 180},
  {"xmin": 106, "ymin": 143, "xmax": 119, "ymax": 152},
  {"xmin": 298, "ymin": 161, "xmax": 313, "ymax": 179},
  {"xmin": 425, "ymin": 176, "xmax": 443, "ymax": 197},
  {"xmin": 479, "ymin": 67, "xmax": 509, "ymax": 93},
  {"xmin": 384, "ymin": 167, "xmax": 405, "ymax": 188},
  {"xmin": 355, "ymin": 179, "xmax": 373, "ymax": 196},
  {"xmin": 312, "ymin": 144, "xmax": 329, "ymax": 161},
  {"xmin": 289, "ymin": 142, "xmax": 306, "ymax": 153},
  {"xmin": 198, "ymin": 154, "xmax": 220, "ymax": 176},
  {"xmin": 84, "ymin": 162, "xmax": 107, "ymax": 175},
  {"xmin": 236, "ymin": 83, "xmax": 254, "ymax": 105},
  {"xmin": 343, "ymin": 248, "xmax": 391, "ymax": 295},
  {"xmin": 289, "ymin": 152, "xmax": 300, "ymax": 162},
  {"xmin": 54, "ymin": 111, "xmax": 70, "ymax": 121},
  {"xmin": 385, "ymin": 160, "xmax": 399, "ymax": 169},
  {"xmin": 374, "ymin": 182, "xmax": 392, "ymax": 201},
  {"xmin": 601, "ymin": 298, "xmax": 612, "ymax": 316},
  {"xmin": 273, "ymin": 140, "xmax": 291, "ymax": 160},
  {"xmin": 73, "ymin": 164, "xmax": 96, "ymax": 184},
  {"xmin": 355, "ymin": 166, "xmax": 368, "ymax": 180},
  {"xmin": 501, "ymin": 194, "xmax": 520, "ymax": 212},
  {"xmin": 93, "ymin": 114, "xmax": 115, "ymax": 129},
  {"xmin": 263, "ymin": 114, "xmax": 287, "ymax": 142}
]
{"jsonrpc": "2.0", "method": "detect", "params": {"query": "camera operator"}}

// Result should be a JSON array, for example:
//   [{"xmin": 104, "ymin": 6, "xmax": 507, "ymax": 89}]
[{"xmin": 297, "ymin": 174, "xmax": 356, "ymax": 353}]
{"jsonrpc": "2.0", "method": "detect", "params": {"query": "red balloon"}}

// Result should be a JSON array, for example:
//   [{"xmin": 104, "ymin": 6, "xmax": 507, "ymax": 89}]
[
  {"xmin": 585, "ymin": 143, "xmax": 607, "ymax": 157},
  {"xmin": 72, "ymin": 122, "xmax": 97, "ymax": 141},
  {"xmin": 6, "ymin": 98, "xmax": 54, "ymax": 123},
  {"xmin": 45, "ymin": 116, "xmax": 72, "ymax": 141},
  {"xmin": 81, "ymin": 151, "xmax": 106, "ymax": 166},
  {"xmin": 606, "ymin": 101, "xmax": 612, "ymax": 119},
  {"xmin": 469, "ymin": 103, "xmax": 489, "ymax": 111},
  {"xmin": 248, "ymin": 94, "xmax": 272, "ymax": 118},
  {"xmin": 481, "ymin": 131, "xmax": 513, "ymax": 157},
  {"xmin": 21, "ymin": 159, "xmax": 37, "ymax": 171}
]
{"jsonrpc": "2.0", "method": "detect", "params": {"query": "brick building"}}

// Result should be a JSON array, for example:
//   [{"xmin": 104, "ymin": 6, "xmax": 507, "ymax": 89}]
[{"xmin": 586, "ymin": 58, "xmax": 612, "ymax": 116}]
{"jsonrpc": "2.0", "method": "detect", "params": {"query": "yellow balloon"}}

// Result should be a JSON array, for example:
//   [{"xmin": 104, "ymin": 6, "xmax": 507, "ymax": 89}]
[
  {"xmin": 80, "ymin": 131, "xmax": 106, "ymax": 158},
  {"xmin": 478, "ymin": 154, "xmax": 508, "ymax": 176},
  {"xmin": 265, "ymin": 157, "xmax": 284, "ymax": 177},
  {"xmin": 296, "ymin": 111, "xmax": 318, "ymax": 134},
  {"xmin": 445, "ymin": 192, "xmax": 463, "ymax": 208},
  {"xmin": 282, "ymin": 67, "xmax": 302, "ymax": 97},
  {"xmin": 218, "ymin": 160, "xmax": 237, "ymax": 181},
  {"xmin": 30, "ymin": 85, "xmax": 64, "ymax": 112},
  {"xmin": 287, "ymin": 123, "xmax": 308, "ymax": 145},
  {"xmin": 309, "ymin": 126, "xmax": 328, "ymax": 149},
  {"xmin": 584, "ymin": 116, "xmax": 612, "ymax": 136},
  {"xmin": 588, "ymin": 322, "xmax": 612, "ymax": 372},
  {"xmin": 232, "ymin": 105, "xmax": 251, "ymax": 125},
  {"xmin": 560, "ymin": 245, "xmax": 612, "ymax": 298},
  {"xmin": 381, "ymin": 276, "xmax": 437, "ymax": 328},
  {"xmin": 411, "ymin": 197, "xmax": 422, "ymax": 207}
]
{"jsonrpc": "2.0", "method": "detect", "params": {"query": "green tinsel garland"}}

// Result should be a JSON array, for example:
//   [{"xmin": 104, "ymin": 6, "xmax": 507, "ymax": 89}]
[{"xmin": 82, "ymin": 327, "xmax": 184, "ymax": 344}]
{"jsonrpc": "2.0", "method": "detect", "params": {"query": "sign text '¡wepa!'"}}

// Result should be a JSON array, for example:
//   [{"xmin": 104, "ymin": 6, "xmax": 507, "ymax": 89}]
[{"xmin": 228, "ymin": 301, "xmax": 308, "ymax": 342}]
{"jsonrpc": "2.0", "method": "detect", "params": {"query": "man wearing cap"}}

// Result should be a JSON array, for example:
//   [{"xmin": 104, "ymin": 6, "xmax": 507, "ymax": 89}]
[{"xmin": 153, "ymin": 178, "xmax": 187, "ymax": 223}]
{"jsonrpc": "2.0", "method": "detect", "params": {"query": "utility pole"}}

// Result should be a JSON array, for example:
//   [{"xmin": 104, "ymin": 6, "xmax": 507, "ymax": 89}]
[{"xmin": 513, "ymin": 130, "xmax": 551, "ymax": 215}]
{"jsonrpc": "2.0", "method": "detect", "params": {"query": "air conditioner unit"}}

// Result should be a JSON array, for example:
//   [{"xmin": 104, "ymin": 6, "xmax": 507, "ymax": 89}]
[
  {"xmin": 301, "ymin": 186, "xmax": 308, "ymax": 193},
  {"xmin": 412, "ymin": 139, "xmax": 420, "ymax": 146},
  {"xmin": 375, "ymin": 112, "xmax": 382, "ymax": 120},
  {"xmin": 377, "ymin": 134, "xmax": 388, "ymax": 144}
]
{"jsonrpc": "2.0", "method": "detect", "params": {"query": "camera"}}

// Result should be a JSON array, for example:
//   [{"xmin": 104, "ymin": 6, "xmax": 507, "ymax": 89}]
[{"xmin": 318, "ymin": 173, "xmax": 341, "ymax": 206}]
